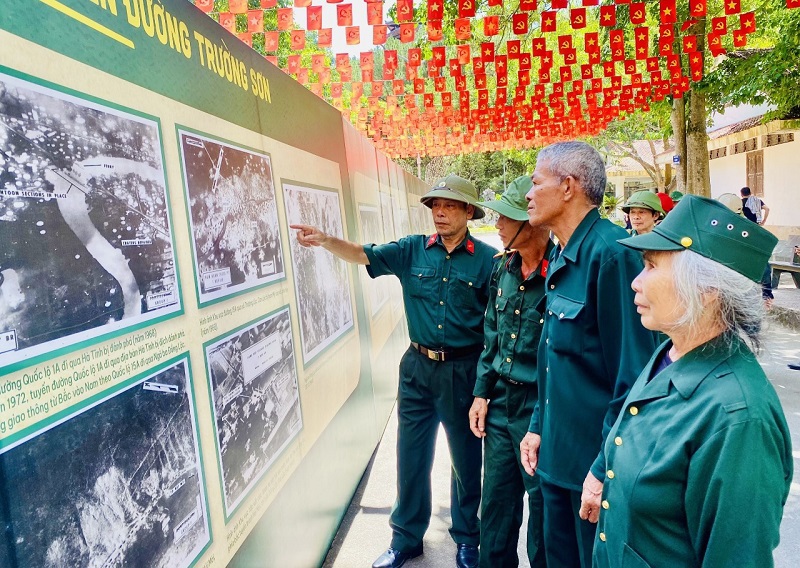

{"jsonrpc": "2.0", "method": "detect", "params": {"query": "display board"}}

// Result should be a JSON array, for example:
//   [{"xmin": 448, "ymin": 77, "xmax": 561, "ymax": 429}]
[{"xmin": 0, "ymin": 1, "xmax": 430, "ymax": 566}]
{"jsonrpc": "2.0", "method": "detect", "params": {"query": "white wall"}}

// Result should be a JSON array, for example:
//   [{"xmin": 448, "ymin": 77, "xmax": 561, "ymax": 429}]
[
  {"xmin": 763, "ymin": 138, "xmax": 800, "ymax": 228},
  {"xmin": 709, "ymin": 152, "xmax": 747, "ymax": 199}
]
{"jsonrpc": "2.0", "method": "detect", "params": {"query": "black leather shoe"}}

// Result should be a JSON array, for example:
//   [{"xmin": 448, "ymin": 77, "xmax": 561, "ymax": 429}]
[
  {"xmin": 456, "ymin": 544, "xmax": 479, "ymax": 568},
  {"xmin": 789, "ymin": 362, "xmax": 800, "ymax": 370},
  {"xmin": 371, "ymin": 545, "xmax": 423, "ymax": 568}
]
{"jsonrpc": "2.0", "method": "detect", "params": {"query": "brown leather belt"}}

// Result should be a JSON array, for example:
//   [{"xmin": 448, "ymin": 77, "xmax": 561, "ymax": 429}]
[{"xmin": 410, "ymin": 342, "xmax": 482, "ymax": 362}]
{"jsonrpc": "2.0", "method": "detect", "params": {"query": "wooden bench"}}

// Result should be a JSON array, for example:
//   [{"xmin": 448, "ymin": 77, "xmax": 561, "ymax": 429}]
[{"xmin": 770, "ymin": 261, "xmax": 800, "ymax": 288}]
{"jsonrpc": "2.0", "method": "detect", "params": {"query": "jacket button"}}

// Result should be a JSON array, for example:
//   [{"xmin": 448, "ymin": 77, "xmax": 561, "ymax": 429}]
[
  {"xmin": 629, "ymin": 406, "xmax": 639, "ymax": 415},
  {"xmin": 550, "ymin": 284, "xmax": 555, "ymax": 289},
  {"xmin": 539, "ymin": 318, "xmax": 544, "ymax": 324},
  {"xmin": 519, "ymin": 285, "xmax": 525, "ymax": 290},
  {"xmin": 438, "ymin": 324, "xmax": 443, "ymax": 329},
  {"xmin": 506, "ymin": 357, "xmax": 512, "ymax": 363},
  {"xmin": 441, "ymin": 301, "xmax": 445, "ymax": 305},
  {"xmin": 443, "ymin": 277, "xmax": 447, "ymax": 282},
  {"xmin": 607, "ymin": 470, "xmax": 615, "ymax": 479},
  {"xmin": 599, "ymin": 532, "xmax": 606, "ymax": 542},
  {"xmin": 515, "ymin": 309, "xmax": 520, "ymax": 315},
  {"xmin": 614, "ymin": 437, "xmax": 623, "ymax": 446},
  {"xmin": 511, "ymin": 333, "xmax": 516, "ymax": 339},
  {"xmin": 602, "ymin": 500, "xmax": 609, "ymax": 510}
]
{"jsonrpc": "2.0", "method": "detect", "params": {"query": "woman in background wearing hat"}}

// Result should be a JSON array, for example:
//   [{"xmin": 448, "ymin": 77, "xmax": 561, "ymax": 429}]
[
  {"xmin": 620, "ymin": 191, "xmax": 665, "ymax": 236},
  {"xmin": 592, "ymin": 195, "xmax": 792, "ymax": 568}
]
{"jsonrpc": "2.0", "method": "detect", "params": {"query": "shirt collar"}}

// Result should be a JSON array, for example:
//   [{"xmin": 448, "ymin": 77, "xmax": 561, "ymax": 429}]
[
  {"xmin": 425, "ymin": 231, "xmax": 476, "ymax": 255},
  {"xmin": 560, "ymin": 208, "xmax": 601, "ymax": 263},
  {"xmin": 499, "ymin": 240, "xmax": 555, "ymax": 278},
  {"xmin": 667, "ymin": 334, "xmax": 750, "ymax": 399}
]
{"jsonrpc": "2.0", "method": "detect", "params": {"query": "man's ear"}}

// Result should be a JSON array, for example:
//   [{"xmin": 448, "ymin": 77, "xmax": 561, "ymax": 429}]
[
  {"xmin": 561, "ymin": 175, "xmax": 576, "ymax": 202},
  {"xmin": 466, "ymin": 204, "xmax": 475, "ymax": 220}
]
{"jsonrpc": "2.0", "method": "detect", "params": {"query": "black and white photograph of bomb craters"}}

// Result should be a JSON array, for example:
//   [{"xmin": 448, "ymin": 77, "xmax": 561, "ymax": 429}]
[
  {"xmin": 358, "ymin": 204, "xmax": 389, "ymax": 316},
  {"xmin": 178, "ymin": 131, "xmax": 284, "ymax": 305},
  {"xmin": 205, "ymin": 307, "xmax": 302, "ymax": 515},
  {"xmin": 0, "ymin": 358, "xmax": 210, "ymax": 568},
  {"xmin": 0, "ymin": 73, "xmax": 179, "ymax": 369},
  {"xmin": 283, "ymin": 183, "xmax": 354, "ymax": 362}
]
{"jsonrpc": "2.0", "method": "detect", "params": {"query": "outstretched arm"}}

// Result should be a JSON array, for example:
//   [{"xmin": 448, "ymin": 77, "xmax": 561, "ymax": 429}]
[{"xmin": 290, "ymin": 224, "xmax": 369, "ymax": 265}]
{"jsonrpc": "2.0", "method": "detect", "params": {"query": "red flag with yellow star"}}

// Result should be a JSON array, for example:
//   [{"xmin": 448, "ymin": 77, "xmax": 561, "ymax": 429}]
[{"xmin": 306, "ymin": 6, "xmax": 322, "ymax": 30}]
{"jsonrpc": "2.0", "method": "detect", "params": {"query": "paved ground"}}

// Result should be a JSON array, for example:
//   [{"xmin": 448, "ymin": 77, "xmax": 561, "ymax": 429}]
[{"xmin": 323, "ymin": 322, "xmax": 800, "ymax": 568}]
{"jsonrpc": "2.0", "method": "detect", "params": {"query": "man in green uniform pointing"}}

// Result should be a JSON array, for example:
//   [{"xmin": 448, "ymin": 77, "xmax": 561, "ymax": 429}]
[
  {"xmin": 468, "ymin": 175, "xmax": 550, "ymax": 568},
  {"xmin": 520, "ymin": 141, "xmax": 658, "ymax": 568},
  {"xmin": 291, "ymin": 175, "xmax": 495, "ymax": 568}
]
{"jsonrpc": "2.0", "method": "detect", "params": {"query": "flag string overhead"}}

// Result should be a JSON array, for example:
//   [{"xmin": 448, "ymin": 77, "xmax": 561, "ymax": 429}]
[{"xmin": 196, "ymin": 0, "xmax": 799, "ymax": 158}]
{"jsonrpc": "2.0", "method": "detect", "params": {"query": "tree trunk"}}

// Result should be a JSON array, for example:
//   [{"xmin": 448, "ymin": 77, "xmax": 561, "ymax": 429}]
[
  {"xmin": 663, "ymin": 133, "xmax": 673, "ymax": 190},
  {"xmin": 686, "ymin": 89, "xmax": 711, "ymax": 197},
  {"xmin": 685, "ymin": 20, "xmax": 711, "ymax": 197},
  {"xmin": 671, "ymin": 97, "xmax": 687, "ymax": 195}
]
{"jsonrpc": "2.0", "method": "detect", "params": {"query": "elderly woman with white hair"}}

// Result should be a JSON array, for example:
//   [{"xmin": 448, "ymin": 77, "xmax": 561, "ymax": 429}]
[{"xmin": 591, "ymin": 195, "xmax": 793, "ymax": 568}]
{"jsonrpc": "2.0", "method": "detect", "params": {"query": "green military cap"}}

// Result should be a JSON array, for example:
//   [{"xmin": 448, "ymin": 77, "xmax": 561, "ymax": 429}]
[
  {"xmin": 621, "ymin": 190, "xmax": 665, "ymax": 215},
  {"xmin": 420, "ymin": 174, "xmax": 486, "ymax": 219},
  {"xmin": 477, "ymin": 175, "xmax": 531, "ymax": 222},
  {"xmin": 669, "ymin": 190, "xmax": 684, "ymax": 203},
  {"xmin": 618, "ymin": 194, "xmax": 777, "ymax": 282}
]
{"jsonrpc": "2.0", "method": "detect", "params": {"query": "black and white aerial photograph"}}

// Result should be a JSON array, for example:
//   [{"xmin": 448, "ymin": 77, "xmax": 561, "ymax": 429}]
[
  {"xmin": 411, "ymin": 203, "xmax": 432, "ymax": 235},
  {"xmin": 205, "ymin": 307, "xmax": 302, "ymax": 516},
  {"xmin": 0, "ymin": 358, "xmax": 210, "ymax": 568},
  {"xmin": 283, "ymin": 183, "xmax": 354, "ymax": 362},
  {"xmin": 378, "ymin": 192, "xmax": 396, "ymax": 242},
  {"xmin": 178, "ymin": 131, "xmax": 285, "ymax": 305},
  {"xmin": 393, "ymin": 195, "xmax": 411, "ymax": 240},
  {"xmin": 358, "ymin": 204, "xmax": 389, "ymax": 316},
  {"xmin": 0, "ymin": 72, "xmax": 180, "ymax": 369}
]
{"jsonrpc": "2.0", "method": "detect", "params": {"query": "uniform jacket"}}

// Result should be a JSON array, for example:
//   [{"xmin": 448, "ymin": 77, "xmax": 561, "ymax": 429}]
[
  {"xmin": 593, "ymin": 335, "xmax": 793, "ymax": 568},
  {"xmin": 364, "ymin": 232, "xmax": 496, "ymax": 349},
  {"xmin": 529, "ymin": 209, "xmax": 658, "ymax": 489},
  {"xmin": 474, "ymin": 244, "xmax": 553, "ymax": 397}
]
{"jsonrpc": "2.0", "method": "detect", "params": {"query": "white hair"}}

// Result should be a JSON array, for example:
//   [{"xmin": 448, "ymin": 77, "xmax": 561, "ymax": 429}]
[
  {"xmin": 671, "ymin": 250, "xmax": 765, "ymax": 352},
  {"xmin": 538, "ymin": 141, "xmax": 607, "ymax": 206}
]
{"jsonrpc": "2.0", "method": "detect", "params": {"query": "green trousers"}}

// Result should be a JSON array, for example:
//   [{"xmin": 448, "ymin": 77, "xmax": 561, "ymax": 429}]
[
  {"xmin": 480, "ymin": 380, "xmax": 546, "ymax": 568},
  {"xmin": 389, "ymin": 346, "xmax": 482, "ymax": 552}
]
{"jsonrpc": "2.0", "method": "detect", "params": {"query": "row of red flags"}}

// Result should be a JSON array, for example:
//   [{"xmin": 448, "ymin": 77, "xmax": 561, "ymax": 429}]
[{"xmin": 196, "ymin": 0, "xmax": 799, "ymax": 157}]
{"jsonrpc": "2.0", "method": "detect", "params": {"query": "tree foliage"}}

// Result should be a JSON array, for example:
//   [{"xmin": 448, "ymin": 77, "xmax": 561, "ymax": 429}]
[{"xmin": 702, "ymin": 4, "xmax": 800, "ymax": 119}]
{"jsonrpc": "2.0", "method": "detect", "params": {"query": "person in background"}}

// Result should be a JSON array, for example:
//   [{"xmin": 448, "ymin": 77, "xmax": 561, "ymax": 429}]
[
  {"xmin": 520, "ymin": 141, "xmax": 658, "ymax": 568},
  {"xmin": 718, "ymin": 192, "xmax": 775, "ymax": 308},
  {"xmin": 657, "ymin": 191, "xmax": 674, "ymax": 215},
  {"xmin": 469, "ymin": 176, "xmax": 551, "ymax": 568},
  {"xmin": 669, "ymin": 190, "xmax": 684, "ymax": 203},
  {"xmin": 741, "ymin": 186, "xmax": 770, "ymax": 225},
  {"xmin": 620, "ymin": 191, "xmax": 665, "ymax": 236},
  {"xmin": 593, "ymin": 195, "xmax": 792, "ymax": 567},
  {"xmin": 291, "ymin": 175, "xmax": 494, "ymax": 568}
]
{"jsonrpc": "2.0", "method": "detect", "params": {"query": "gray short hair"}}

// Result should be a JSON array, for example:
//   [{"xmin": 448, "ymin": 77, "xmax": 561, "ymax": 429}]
[
  {"xmin": 671, "ymin": 250, "xmax": 764, "ymax": 352},
  {"xmin": 538, "ymin": 141, "xmax": 607, "ymax": 206}
]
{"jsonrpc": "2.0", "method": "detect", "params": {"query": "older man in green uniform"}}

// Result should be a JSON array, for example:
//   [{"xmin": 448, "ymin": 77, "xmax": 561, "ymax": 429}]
[
  {"xmin": 468, "ymin": 176, "xmax": 550, "ymax": 568},
  {"xmin": 519, "ymin": 141, "xmax": 658, "ymax": 568},
  {"xmin": 291, "ymin": 175, "xmax": 495, "ymax": 568}
]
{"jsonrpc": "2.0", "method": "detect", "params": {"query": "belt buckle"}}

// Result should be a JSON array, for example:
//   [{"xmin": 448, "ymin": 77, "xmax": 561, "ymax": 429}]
[{"xmin": 427, "ymin": 349, "xmax": 444, "ymax": 362}]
